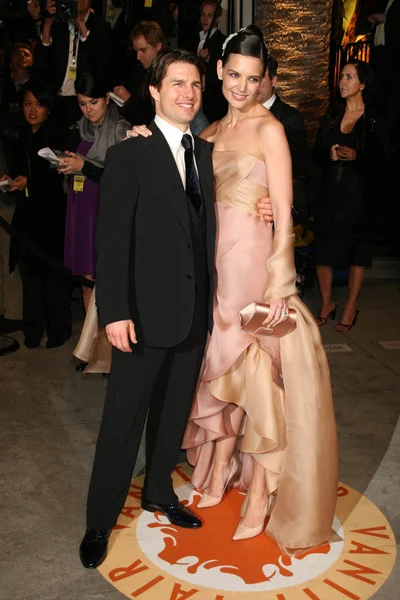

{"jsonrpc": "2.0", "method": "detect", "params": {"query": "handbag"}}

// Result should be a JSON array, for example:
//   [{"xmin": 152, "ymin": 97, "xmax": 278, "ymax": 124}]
[{"xmin": 239, "ymin": 302, "xmax": 297, "ymax": 338}]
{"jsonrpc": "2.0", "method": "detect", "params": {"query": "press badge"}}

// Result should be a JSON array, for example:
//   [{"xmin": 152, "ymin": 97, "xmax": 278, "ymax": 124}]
[
  {"xmin": 68, "ymin": 65, "xmax": 77, "ymax": 81},
  {"xmin": 73, "ymin": 175, "xmax": 85, "ymax": 192}
]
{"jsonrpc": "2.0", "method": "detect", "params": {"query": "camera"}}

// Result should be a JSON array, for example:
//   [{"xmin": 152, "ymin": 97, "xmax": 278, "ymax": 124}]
[{"xmin": 40, "ymin": 0, "xmax": 78, "ymax": 22}]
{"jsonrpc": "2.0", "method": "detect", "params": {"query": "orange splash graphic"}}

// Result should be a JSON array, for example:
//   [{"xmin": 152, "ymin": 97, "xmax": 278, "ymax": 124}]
[{"xmin": 147, "ymin": 488, "xmax": 330, "ymax": 585}]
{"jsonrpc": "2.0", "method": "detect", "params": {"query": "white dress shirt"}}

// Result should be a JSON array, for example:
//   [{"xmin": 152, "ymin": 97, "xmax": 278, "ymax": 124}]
[
  {"xmin": 154, "ymin": 115, "xmax": 196, "ymax": 190},
  {"xmin": 263, "ymin": 93, "xmax": 277, "ymax": 111},
  {"xmin": 197, "ymin": 28, "xmax": 217, "ymax": 55}
]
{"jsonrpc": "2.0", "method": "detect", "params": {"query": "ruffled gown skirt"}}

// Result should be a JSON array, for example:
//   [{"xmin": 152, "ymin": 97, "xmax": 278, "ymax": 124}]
[{"xmin": 183, "ymin": 152, "xmax": 338, "ymax": 555}]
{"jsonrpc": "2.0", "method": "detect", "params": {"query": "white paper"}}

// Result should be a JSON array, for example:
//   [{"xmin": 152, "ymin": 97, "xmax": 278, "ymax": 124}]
[
  {"xmin": 109, "ymin": 92, "xmax": 125, "ymax": 107},
  {"xmin": 38, "ymin": 147, "xmax": 60, "ymax": 166}
]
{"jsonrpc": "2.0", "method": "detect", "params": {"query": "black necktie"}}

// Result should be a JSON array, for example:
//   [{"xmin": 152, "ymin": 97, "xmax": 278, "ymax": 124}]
[{"xmin": 181, "ymin": 134, "xmax": 202, "ymax": 216}]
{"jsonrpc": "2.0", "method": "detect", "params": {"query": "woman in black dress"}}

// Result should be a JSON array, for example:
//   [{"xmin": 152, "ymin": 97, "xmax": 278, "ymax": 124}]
[
  {"xmin": 2, "ymin": 80, "xmax": 71, "ymax": 348},
  {"xmin": 313, "ymin": 60, "xmax": 380, "ymax": 332}
]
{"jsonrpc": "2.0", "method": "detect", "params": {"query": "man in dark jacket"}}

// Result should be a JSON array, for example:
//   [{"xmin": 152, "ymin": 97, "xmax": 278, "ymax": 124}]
[
  {"xmin": 257, "ymin": 55, "xmax": 312, "ymax": 221},
  {"xmin": 32, "ymin": 0, "xmax": 113, "ymax": 126},
  {"xmin": 79, "ymin": 48, "xmax": 216, "ymax": 570},
  {"xmin": 113, "ymin": 20, "xmax": 167, "ymax": 126},
  {"xmin": 196, "ymin": 0, "xmax": 227, "ymax": 123}
]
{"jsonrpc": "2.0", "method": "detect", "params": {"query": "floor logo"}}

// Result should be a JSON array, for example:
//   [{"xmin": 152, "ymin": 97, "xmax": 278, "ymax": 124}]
[{"xmin": 99, "ymin": 464, "xmax": 396, "ymax": 599}]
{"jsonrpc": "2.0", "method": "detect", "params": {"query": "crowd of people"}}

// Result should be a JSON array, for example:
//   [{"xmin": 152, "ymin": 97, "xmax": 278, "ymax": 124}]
[
  {"xmin": 0, "ymin": 0, "xmax": 398, "ymax": 573},
  {"xmin": 0, "ymin": 0, "xmax": 396, "ymax": 347},
  {"xmin": 0, "ymin": 0, "xmax": 231, "ymax": 344}
]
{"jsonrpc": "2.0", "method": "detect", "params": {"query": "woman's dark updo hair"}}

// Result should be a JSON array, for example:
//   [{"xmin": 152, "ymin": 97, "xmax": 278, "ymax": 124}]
[
  {"xmin": 24, "ymin": 78, "xmax": 54, "ymax": 112},
  {"xmin": 75, "ymin": 71, "xmax": 110, "ymax": 99},
  {"xmin": 221, "ymin": 25, "xmax": 269, "ymax": 75}
]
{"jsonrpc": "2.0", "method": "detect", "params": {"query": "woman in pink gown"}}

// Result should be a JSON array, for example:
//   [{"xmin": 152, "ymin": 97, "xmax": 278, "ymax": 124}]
[{"xmin": 182, "ymin": 26, "xmax": 338, "ymax": 555}]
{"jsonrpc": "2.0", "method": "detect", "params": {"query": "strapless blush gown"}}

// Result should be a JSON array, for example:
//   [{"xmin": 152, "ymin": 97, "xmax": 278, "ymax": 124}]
[{"xmin": 182, "ymin": 151, "xmax": 338, "ymax": 556}]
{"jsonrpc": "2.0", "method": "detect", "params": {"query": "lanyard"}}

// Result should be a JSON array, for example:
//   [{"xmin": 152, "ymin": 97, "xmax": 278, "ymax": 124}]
[{"xmin": 72, "ymin": 28, "xmax": 79, "ymax": 66}]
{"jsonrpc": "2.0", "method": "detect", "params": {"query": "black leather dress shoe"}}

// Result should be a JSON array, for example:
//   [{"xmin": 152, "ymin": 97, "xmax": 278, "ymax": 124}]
[
  {"xmin": 141, "ymin": 498, "xmax": 202, "ymax": 529},
  {"xmin": 79, "ymin": 528, "xmax": 111, "ymax": 569}
]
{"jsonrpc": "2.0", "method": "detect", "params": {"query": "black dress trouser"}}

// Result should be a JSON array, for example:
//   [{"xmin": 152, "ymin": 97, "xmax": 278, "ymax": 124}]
[
  {"xmin": 19, "ymin": 249, "xmax": 72, "ymax": 343},
  {"xmin": 86, "ymin": 290, "xmax": 208, "ymax": 529}
]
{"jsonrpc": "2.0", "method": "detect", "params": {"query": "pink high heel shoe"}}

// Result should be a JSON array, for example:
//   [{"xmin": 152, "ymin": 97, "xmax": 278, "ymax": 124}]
[
  {"xmin": 232, "ymin": 494, "xmax": 274, "ymax": 541},
  {"xmin": 197, "ymin": 457, "xmax": 238, "ymax": 509}
]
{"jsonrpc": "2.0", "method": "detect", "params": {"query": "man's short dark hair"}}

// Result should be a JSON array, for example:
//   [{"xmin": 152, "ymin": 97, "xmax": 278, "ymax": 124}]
[
  {"xmin": 148, "ymin": 48, "xmax": 205, "ymax": 90},
  {"xmin": 200, "ymin": 0, "xmax": 223, "ymax": 19},
  {"xmin": 267, "ymin": 55, "xmax": 278, "ymax": 79}
]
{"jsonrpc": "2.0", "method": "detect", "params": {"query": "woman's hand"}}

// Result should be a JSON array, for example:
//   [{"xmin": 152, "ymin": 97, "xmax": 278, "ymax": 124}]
[
  {"xmin": 9, "ymin": 176, "xmax": 27, "ymax": 192},
  {"xmin": 57, "ymin": 151, "xmax": 84, "ymax": 175},
  {"xmin": 330, "ymin": 144, "xmax": 341, "ymax": 161},
  {"xmin": 263, "ymin": 297, "xmax": 289, "ymax": 328},
  {"xmin": 126, "ymin": 125, "xmax": 152, "ymax": 139},
  {"xmin": 337, "ymin": 145, "xmax": 356, "ymax": 161},
  {"xmin": 257, "ymin": 196, "xmax": 273, "ymax": 223},
  {"xmin": 113, "ymin": 86, "xmax": 132, "ymax": 103}
]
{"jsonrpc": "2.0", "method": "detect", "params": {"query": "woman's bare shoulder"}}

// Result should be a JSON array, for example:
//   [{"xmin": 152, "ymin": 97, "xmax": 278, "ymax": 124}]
[
  {"xmin": 258, "ymin": 108, "xmax": 283, "ymax": 130},
  {"xmin": 198, "ymin": 120, "xmax": 220, "ymax": 142},
  {"xmin": 257, "ymin": 111, "xmax": 286, "ymax": 145}
]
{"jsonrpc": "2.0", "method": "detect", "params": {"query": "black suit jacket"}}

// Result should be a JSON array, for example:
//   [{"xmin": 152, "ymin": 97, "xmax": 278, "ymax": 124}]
[
  {"xmin": 33, "ymin": 13, "xmax": 113, "ymax": 94},
  {"xmin": 269, "ymin": 94, "xmax": 312, "ymax": 218},
  {"xmin": 202, "ymin": 28, "xmax": 226, "ymax": 59},
  {"xmin": 95, "ymin": 121, "xmax": 216, "ymax": 347},
  {"xmin": 269, "ymin": 94, "xmax": 311, "ymax": 178},
  {"xmin": 120, "ymin": 64, "xmax": 154, "ymax": 126}
]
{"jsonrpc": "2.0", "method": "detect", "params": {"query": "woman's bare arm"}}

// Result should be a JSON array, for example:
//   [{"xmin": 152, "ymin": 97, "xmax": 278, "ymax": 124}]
[{"xmin": 259, "ymin": 117, "xmax": 293, "ymax": 233}]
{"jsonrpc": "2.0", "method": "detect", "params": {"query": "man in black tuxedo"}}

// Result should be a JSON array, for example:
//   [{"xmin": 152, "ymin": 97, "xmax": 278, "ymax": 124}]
[
  {"xmin": 32, "ymin": 0, "xmax": 112, "ymax": 126},
  {"xmin": 79, "ymin": 48, "xmax": 216, "ymax": 569},
  {"xmin": 257, "ymin": 55, "xmax": 312, "ymax": 221},
  {"xmin": 196, "ymin": 0, "xmax": 227, "ymax": 123}
]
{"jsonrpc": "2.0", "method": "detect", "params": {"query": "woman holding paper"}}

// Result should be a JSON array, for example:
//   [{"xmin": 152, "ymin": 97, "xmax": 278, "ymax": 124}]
[
  {"xmin": 1, "ymin": 79, "xmax": 71, "ymax": 349},
  {"xmin": 58, "ymin": 71, "xmax": 130, "ymax": 370}
]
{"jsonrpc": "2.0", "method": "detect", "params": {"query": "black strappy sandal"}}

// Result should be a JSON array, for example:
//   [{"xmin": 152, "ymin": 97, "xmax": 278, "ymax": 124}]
[
  {"xmin": 334, "ymin": 310, "xmax": 360, "ymax": 332},
  {"xmin": 316, "ymin": 305, "xmax": 337, "ymax": 327}
]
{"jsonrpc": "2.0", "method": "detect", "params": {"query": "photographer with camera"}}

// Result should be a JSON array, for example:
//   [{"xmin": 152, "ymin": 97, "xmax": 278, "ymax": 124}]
[{"xmin": 31, "ymin": 0, "xmax": 113, "ymax": 127}]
